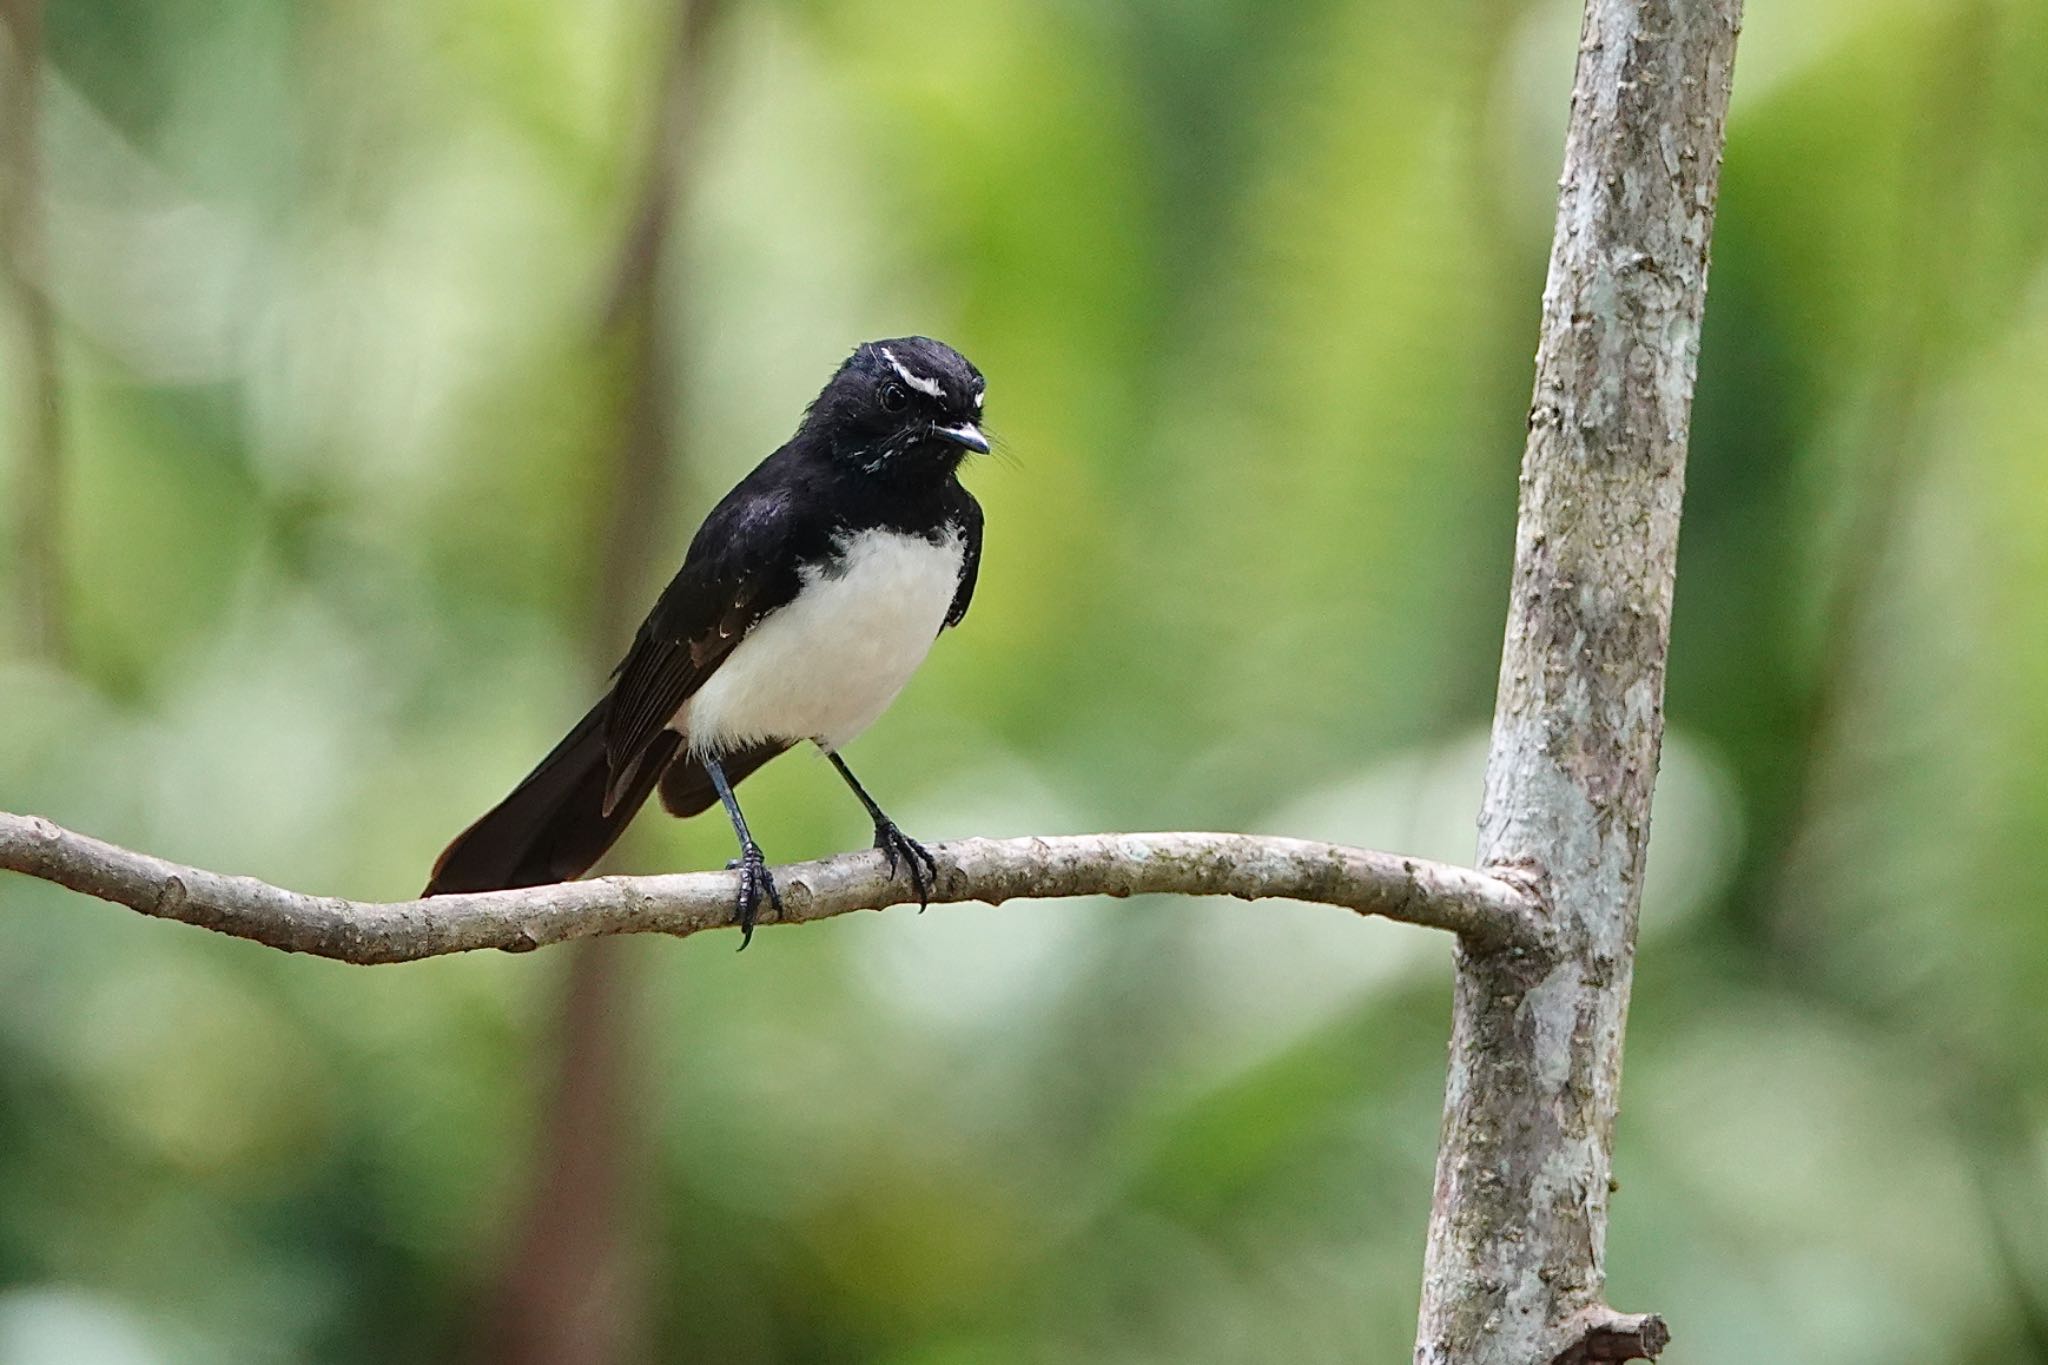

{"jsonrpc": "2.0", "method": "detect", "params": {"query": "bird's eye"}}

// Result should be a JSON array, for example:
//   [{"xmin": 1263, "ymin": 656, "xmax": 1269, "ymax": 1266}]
[{"xmin": 879, "ymin": 382, "xmax": 909, "ymax": 413}]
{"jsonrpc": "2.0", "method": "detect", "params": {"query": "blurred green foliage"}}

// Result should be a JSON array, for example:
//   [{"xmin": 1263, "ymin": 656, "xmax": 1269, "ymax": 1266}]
[{"xmin": 4, "ymin": 0, "xmax": 2048, "ymax": 1360}]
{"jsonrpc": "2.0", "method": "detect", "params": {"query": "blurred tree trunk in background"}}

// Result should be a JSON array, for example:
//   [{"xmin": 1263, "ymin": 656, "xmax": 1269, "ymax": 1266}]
[
  {"xmin": 0, "ymin": 0, "xmax": 67, "ymax": 663},
  {"xmin": 1416, "ymin": 0, "xmax": 1741, "ymax": 1360},
  {"xmin": 478, "ymin": 941, "xmax": 652, "ymax": 1365},
  {"xmin": 475, "ymin": 4, "xmax": 722, "ymax": 1363}
]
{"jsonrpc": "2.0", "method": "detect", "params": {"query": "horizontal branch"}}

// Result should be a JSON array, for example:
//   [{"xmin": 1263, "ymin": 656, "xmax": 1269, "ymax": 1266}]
[{"xmin": 0, "ymin": 810, "xmax": 1543, "ymax": 965}]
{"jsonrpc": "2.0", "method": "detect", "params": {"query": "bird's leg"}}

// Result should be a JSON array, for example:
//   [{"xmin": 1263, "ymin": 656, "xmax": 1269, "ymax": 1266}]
[
  {"xmin": 705, "ymin": 754, "xmax": 781, "ymax": 949},
  {"xmin": 826, "ymin": 751, "xmax": 938, "ymax": 908}
]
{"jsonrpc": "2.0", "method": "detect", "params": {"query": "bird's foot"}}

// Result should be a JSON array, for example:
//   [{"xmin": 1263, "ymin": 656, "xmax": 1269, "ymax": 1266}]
[
  {"xmin": 726, "ymin": 842, "xmax": 784, "ymax": 950},
  {"xmin": 873, "ymin": 819, "xmax": 938, "ymax": 909}
]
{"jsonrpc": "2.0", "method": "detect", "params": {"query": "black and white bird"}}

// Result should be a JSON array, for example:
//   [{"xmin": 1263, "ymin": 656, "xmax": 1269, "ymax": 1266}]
[{"xmin": 424, "ymin": 336, "xmax": 990, "ymax": 944}]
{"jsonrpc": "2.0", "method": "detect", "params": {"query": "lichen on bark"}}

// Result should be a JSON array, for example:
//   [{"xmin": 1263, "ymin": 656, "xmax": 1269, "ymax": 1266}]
[{"xmin": 1415, "ymin": 0, "xmax": 1742, "ymax": 1361}]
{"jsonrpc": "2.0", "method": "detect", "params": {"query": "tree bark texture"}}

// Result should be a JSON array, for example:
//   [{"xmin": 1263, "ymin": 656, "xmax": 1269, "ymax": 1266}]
[
  {"xmin": 1415, "ymin": 1, "xmax": 1740, "ymax": 1362},
  {"xmin": 0, "ymin": 814, "xmax": 1541, "ymax": 964}
]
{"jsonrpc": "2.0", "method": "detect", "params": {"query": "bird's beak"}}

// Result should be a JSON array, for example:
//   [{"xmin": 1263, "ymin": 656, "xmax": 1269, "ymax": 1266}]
[{"xmin": 931, "ymin": 421, "xmax": 990, "ymax": 454}]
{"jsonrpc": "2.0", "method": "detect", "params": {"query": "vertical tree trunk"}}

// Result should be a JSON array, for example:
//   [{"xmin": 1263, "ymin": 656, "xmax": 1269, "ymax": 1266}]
[{"xmin": 1415, "ymin": 2, "xmax": 1740, "ymax": 1362}]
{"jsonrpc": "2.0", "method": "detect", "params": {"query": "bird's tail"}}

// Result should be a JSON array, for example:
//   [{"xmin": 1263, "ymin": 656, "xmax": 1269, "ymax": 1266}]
[{"xmin": 422, "ymin": 696, "xmax": 679, "ymax": 896}]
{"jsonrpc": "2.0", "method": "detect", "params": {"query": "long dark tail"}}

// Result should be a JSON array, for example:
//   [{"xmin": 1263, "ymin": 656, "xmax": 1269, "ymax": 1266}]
[{"xmin": 423, "ymin": 697, "xmax": 679, "ymax": 896}]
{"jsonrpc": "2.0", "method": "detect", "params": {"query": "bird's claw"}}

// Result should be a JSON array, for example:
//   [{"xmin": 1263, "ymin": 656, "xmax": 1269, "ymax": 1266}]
[
  {"xmin": 729, "ymin": 842, "xmax": 783, "ymax": 950},
  {"xmin": 873, "ymin": 819, "xmax": 938, "ymax": 909}
]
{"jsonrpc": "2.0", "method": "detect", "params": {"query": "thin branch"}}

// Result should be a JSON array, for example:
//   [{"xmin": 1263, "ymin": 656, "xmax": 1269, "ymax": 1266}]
[{"xmin": 0, "ymin": 811, "xmax": 1543, "ymax": 965}]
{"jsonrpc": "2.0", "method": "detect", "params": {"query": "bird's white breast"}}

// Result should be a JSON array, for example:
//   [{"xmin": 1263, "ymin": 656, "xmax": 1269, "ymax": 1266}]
[{"xmin": 679, "ymin": 526, "xmax": 964, "ymax": 755}]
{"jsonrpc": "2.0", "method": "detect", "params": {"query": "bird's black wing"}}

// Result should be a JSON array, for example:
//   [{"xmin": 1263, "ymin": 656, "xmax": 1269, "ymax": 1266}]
[
  {"xmin": 600, "ymin": 471, "xmax": 816, "ymax": 810},
  {"xmin": 426, "ymin": 459, "xmax": 818, "ymax": 893},
  {"xmin": 944, "ymin": 492, "xmax": 985, "ymax": 630}
]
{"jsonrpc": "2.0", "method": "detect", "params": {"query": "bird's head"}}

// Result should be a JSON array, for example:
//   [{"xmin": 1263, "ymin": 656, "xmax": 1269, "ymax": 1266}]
[{"xmin": 804, "ymin": 336, "xmax": 989, "ymax": 477}]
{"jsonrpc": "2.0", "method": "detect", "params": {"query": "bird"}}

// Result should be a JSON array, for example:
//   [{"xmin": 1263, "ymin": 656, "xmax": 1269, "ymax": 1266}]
[{"xmin": 423, "ymin": 336, "xmax": 990, "ymax": 946}]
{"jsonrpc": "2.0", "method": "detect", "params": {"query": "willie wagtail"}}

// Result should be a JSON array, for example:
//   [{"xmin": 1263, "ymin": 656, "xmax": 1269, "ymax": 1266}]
[{"xmin": 424, "ymin": 336, "xmax": 990, "ymax": 945}]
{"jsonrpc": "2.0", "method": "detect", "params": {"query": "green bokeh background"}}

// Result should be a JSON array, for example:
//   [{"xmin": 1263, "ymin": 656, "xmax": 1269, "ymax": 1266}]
[{"xmin": 4, "ymin": 0, "xmax": 2048, "ymax": 1360}]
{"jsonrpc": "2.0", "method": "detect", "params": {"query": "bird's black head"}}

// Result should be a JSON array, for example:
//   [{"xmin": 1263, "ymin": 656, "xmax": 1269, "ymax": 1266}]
[{"xmin": 802, "ymin": 336, "xmax": 989, "ymax": 478}]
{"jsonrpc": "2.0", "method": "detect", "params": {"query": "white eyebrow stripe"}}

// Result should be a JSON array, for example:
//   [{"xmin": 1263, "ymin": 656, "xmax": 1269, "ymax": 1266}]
[
  {"xmin": 972, "ymin": 386, "xmax": 985, "ymax": 409},
  {"xmin": 879, "ymin": 347, "xmax": 945, "ymax": 400}
]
